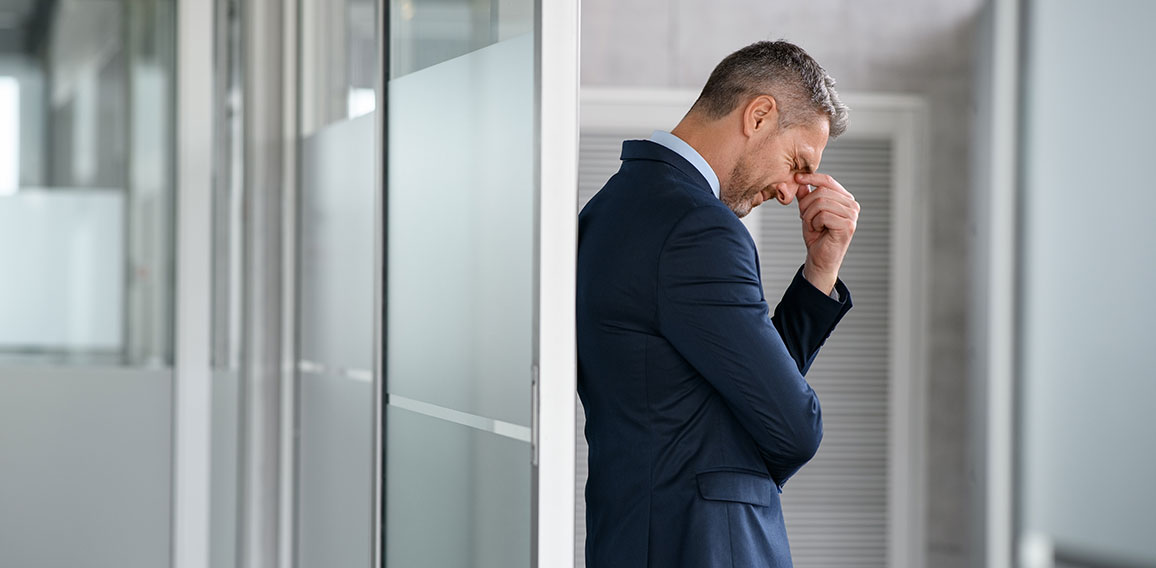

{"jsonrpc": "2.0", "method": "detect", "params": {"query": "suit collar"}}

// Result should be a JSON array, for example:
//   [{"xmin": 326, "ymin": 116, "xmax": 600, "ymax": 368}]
[{"xmin": 620, "ymin": 140, "xmax": 714, "ymax": 195}]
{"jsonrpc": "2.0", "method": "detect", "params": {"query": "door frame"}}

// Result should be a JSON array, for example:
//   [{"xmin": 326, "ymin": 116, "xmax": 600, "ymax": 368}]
[{"xmin": 532, "ymin": 1, "xmax": 580, "ymax": 567}]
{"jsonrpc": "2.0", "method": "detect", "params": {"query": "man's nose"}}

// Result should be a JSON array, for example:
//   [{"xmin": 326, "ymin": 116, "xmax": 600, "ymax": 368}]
[{"xmin": 773, "ymin": 183, "xmax": 802, "ymax": 205}]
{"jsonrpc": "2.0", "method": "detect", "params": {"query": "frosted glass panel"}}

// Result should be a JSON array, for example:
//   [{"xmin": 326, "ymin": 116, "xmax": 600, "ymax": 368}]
[
  {"xmin": 1019, "ymin": 0, "xmax": 1156, "ymax": 564},
  {"xmin": 297, "ymin": 110, "xmax": 376, "ymax": 568},
  {"xmin": 299, "ymin": 113, "xmax": 376, "ymax": 372},
  {"xmin": 386, "ymin": 408, "xmax": 531, "ymax": 567},
  {"xmin": 387, "ymin": 33, "xmax": 534, "ymax": 427},
  {"xmin": 297, "ymin": 371, "xmax": 374, "ymax": 568}
]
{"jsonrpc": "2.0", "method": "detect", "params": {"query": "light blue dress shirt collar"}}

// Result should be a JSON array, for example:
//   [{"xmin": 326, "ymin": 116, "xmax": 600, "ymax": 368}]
[{"xmin": 649, "ymin": 130, "xmax": 721, "ymax": 199}]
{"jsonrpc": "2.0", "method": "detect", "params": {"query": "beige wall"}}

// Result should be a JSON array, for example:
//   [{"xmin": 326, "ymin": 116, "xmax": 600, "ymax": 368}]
[{"xmin": 580, "ymin": 1, "xmax": 985, "ymax": 566}]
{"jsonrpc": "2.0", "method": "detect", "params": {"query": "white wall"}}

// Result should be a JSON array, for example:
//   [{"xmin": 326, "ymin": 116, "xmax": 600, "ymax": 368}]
[{"xmin": 580, "ymin": 2, "xmax": 984, "ymax": 566}]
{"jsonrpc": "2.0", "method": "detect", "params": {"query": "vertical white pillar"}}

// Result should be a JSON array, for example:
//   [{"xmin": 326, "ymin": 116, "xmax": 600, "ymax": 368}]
[
  {"xmin": 534, "ymin": 0, "xmax": 580, "ymax": 566},
  {"xmin": 971, "ymin": 1, "xmax": 1020, "ymax": 567},
  {"xmin": 173, "ymin": 0, "xmax": 215, "ymax": 566}
]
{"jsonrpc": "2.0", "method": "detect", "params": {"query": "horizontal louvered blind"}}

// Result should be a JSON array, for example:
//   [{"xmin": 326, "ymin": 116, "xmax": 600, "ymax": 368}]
[
  {"xmin": 576, "ymin": 131, "xmax": 894, "ymax": 568},
  {"xmin": 757, "ymin": 139, "xmax": 892, "ymax": 568},
  {"xmin": 578, "ymin": 132, "xmax": 632, "ymax": 208}
]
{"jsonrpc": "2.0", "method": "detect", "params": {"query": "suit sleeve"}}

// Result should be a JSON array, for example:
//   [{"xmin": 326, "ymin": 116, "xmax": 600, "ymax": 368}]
[
  {"xmin": 655, "ymin": 206, "xmax": 850, "ymax": 485},
  {"xmin": 772, "ymin": 265, "xmax": 853, "ymax": 375}
]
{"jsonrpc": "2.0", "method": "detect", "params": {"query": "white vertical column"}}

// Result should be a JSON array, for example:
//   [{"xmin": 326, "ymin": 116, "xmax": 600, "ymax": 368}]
[
  {"xmin": 534, "ymin": 0, "xmax": 580, "ymax": 566},
  {"xmin": 971, "ymin": 1, "xmax": 1020, "ymax": 567},
  {"xmin": 173, "ymin": 0, "xmax": 215, "ymax": 566},
  {"xmin": 239, "ymin": 0, "xmax": 287, "ymax": 565}
]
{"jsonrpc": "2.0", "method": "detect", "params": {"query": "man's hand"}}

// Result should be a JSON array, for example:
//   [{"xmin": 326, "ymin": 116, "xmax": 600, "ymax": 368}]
[{"xmin": 794, "ymin": 172, "xmax": 859, "ymax": 295}]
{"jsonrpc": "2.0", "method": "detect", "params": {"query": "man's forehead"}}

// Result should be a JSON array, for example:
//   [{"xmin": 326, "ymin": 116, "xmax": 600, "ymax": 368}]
[
  {"xmin": 793, "ymin": 143, "xmax": 821, "ymax": 172},
  {"xmin": 795, "ymin": 120, "xmax": 830, "ymax": 169}
]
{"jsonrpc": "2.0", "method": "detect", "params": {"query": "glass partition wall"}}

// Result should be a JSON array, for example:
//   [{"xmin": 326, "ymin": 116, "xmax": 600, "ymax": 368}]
[
  {"xmin": 295, "ymin": 0, "xmax": 379, "ymax": 566},
  {"xmin": 1, "ymin": 0, "xmax": 576, "ymax": 564},
  {"xmin": 300, "ymin": 0, "xmax": 578, "ymax": 565},
  {"xmin": 384, "ymin": 0, "xmax": 536, "ymax": 565},
  {"xmin": 0, "ymin": 0, "xmax": 178, "ymax": 566},
  {"xmin": 0, "ymin": 0, "xmax": 175, "ymax": 367}
]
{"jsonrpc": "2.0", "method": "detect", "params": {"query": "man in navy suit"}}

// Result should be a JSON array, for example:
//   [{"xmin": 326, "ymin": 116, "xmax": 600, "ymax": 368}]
[{"xmin": 577, "ymin": 41, "xmax": 858, "ymax": 567}]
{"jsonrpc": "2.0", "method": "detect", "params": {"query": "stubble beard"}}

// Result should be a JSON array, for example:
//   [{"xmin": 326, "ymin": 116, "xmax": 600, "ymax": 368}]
[{"xmin": 721, "ymin": 153, "xmax": 767, "ymax": 219}]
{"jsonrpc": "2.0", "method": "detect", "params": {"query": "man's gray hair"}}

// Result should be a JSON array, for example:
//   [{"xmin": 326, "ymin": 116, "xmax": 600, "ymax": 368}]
[{"xmin": 691, "ymin": 40, "xmax": 849, "ymax": 138}]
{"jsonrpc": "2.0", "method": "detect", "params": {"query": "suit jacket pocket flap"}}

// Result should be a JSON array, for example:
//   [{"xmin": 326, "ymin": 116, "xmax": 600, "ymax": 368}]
[{"xmin": 696, "ymin": 470, "xmax": 774, "ymax": 507}]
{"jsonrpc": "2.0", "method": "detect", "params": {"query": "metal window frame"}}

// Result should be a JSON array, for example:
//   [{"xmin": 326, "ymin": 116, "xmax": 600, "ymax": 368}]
[{"xmin": 372, "ymin": 1, "xmax": 386, "ymax": 565}]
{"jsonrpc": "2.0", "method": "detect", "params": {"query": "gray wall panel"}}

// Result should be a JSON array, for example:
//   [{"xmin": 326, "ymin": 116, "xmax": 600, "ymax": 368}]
[{"xmin": 1018, "ymin": 0, "xmax": 1156, "ymax": 564}]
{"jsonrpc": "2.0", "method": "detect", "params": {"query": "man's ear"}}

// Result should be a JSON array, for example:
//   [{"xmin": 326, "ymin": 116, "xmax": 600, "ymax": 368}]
[{"xmin": 743, "ymin": 95, "xmax": 779, "ymax": 138}]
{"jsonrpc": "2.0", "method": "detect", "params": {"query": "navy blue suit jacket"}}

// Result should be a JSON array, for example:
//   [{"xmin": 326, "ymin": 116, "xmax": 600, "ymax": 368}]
[{"xmin": 577, "ymin": 140, "xmax": 852, "ymax": 567}]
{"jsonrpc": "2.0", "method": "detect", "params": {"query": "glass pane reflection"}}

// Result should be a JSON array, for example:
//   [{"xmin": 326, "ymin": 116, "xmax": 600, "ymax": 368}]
[{"xmin": 0, "ymin": 0, "xmax": 176, "ymax": 367}]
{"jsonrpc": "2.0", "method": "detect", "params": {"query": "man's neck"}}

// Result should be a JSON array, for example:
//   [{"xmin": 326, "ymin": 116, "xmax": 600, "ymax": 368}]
[{"xmin": 671, "ymin": 120, "xmax": 739, "ymax": 192}]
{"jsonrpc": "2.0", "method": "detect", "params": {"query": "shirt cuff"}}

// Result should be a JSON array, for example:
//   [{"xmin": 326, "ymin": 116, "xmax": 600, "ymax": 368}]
[{"xmin": 798, "ymin": 266, "xmax": 847, "ymax": 304}]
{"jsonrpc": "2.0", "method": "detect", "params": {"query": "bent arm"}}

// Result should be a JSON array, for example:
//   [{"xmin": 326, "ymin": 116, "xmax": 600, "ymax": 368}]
[{"xmin": 656, "ymin": 206, "xmax": 849, "ymax": 484}]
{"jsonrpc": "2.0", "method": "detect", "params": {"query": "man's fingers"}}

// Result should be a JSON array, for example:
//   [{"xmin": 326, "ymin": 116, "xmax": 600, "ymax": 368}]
[
  {"xmin": 795, "ymin": 172, "xmax": 845, "ymax": 192},
  {"xmin": 798, "ymin": 190, "xmax": 859, "ymax": 221},
  {"xmin": 794, "ymin": 172, "xmax": 860, "ymax": 236},
  {"xmin": 803, "ymin": 201, "xmax": 856, "ymax": 231},
  {"xmin": 800, "ymin": 202, "xmax": 850, "ymax": 232},
  {"xmin": 798, "ymin": 187, "xmax": 858, "ymax": 209},
  {"xmin": 796, "ymin": 172, "xmax": 857, "ymax": 202},
  {"xmin": 808, "ymin": 209, "xmax": 857, "ymax": 234}
]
